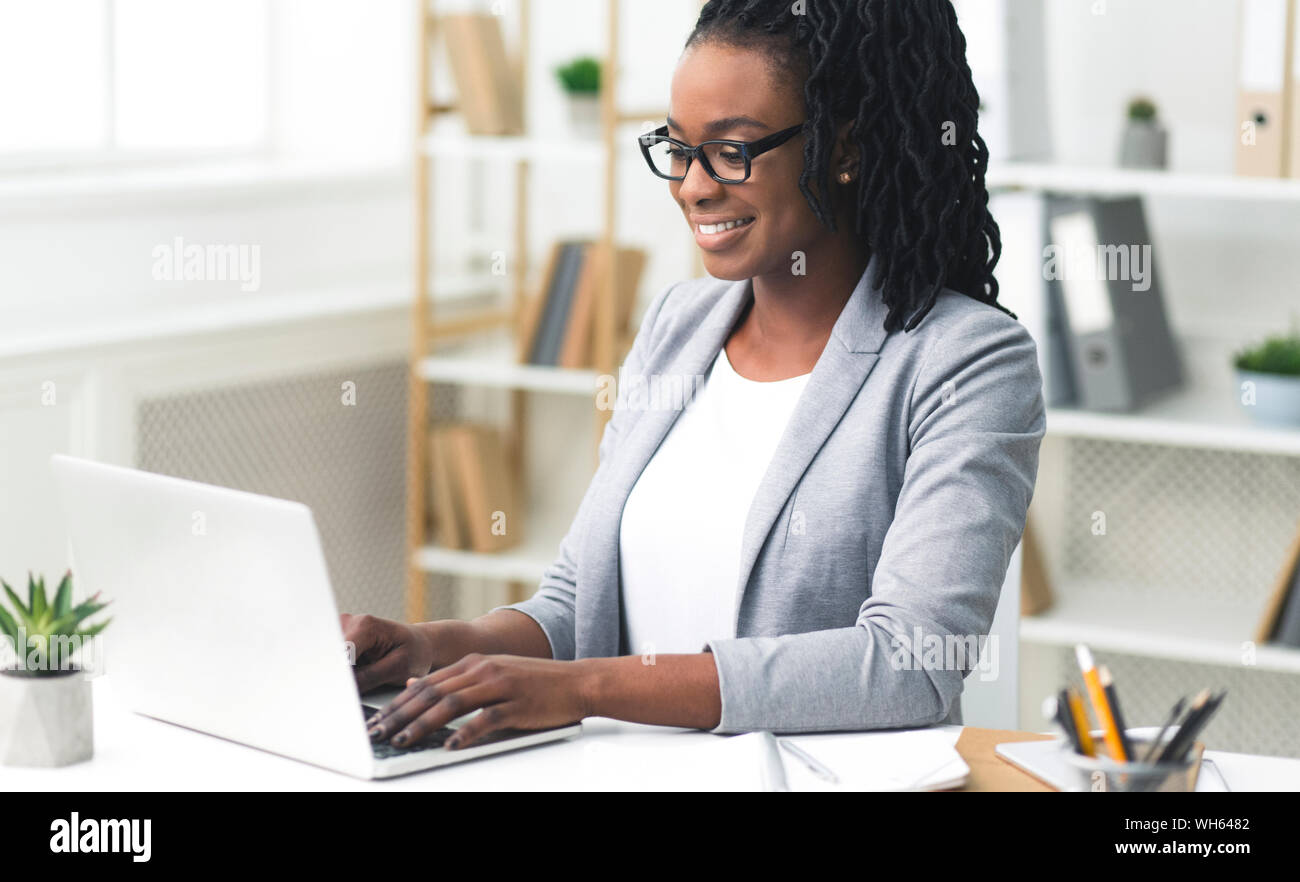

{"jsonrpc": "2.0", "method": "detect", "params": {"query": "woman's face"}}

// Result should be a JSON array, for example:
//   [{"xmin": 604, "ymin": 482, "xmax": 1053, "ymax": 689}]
[{"xmin": 666, "ymin": 41, "xmax": 839, "ymax": 282}]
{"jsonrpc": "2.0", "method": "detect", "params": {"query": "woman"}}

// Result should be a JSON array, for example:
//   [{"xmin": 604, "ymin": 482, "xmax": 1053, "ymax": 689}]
[{"xmin": 352, "ymin": 0, "xmax": 1045, "ymax": 750}]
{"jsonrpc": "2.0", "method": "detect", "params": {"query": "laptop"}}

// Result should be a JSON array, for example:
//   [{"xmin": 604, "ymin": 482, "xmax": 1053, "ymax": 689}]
[{"xmin": 50, "ymin": 454, "xmax": 581, "ymax": 779}]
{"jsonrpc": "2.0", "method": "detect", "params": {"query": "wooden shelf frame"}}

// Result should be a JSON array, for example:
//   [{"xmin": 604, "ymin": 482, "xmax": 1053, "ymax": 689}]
[{"xmin": 404, "ymin": 0, "xmax": 690, "ymax": 620}]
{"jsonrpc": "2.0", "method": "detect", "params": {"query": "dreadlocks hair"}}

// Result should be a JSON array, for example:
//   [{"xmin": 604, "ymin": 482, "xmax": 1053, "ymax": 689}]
[{"xmin": 686, "ymin": 0, "xmax": 1012, "ymax": 333}]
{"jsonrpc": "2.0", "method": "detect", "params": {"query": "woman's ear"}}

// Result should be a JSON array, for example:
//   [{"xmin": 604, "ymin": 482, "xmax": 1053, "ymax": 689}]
[{"xmin": 831, "ymin": 118, "xmax": 859, "ymax": 182}]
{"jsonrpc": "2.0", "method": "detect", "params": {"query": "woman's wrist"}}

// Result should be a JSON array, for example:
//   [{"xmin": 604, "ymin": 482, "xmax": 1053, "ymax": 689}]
[{"xmin": 412, "ymin": 619, "xmax": 476, "ymax": 671}]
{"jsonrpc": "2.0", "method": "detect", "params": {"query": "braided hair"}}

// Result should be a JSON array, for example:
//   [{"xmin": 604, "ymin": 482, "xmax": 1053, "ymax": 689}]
[{"xmin": 686, "ymin": 0, "xmax": 1012, "ymax": 332}]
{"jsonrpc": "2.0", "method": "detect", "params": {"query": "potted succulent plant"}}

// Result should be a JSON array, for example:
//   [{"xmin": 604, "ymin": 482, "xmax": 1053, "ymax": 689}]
[
  {"xmin": 555, "ymin": 55, "xmax": 602, "ymax": 139},
  {"xmin": 0, "ymin": 571, "xmax": 110, "ymax": 767},
  {"xmin": 1118, "ymin": 96, "xmax": 1168, "ymax": 170},
  {"xmin": 1234, "ymin": 321, "xmax": 1300, "ymax": 427}
]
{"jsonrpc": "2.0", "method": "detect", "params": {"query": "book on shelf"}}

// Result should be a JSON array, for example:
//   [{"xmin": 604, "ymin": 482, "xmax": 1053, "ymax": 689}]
[
  {"xmin": 1255, "ymin": 518, "xmax": 1300, "ymax": 646},
  {"xmin": 428, "ymin": 422, "xmax": 522, "ymax": 555},
  {"xmin": 519, "ymin": 240, "xmax": 648, "ymax": 369},
  {"xmin": 440, "ymin": 12, "xmax": 523, "ymax": 136}
]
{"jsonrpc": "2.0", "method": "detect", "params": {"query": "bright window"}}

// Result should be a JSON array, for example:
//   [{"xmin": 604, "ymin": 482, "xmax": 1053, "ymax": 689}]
[{"xmin": 0, "ymin": 0, "xmax": 270, "ymax": 166}]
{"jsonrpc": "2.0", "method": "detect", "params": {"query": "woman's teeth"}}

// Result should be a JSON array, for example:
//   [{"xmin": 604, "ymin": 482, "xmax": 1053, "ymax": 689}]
[{"xmin": 697, "ymin": 217, "xmax": 755, "ymax": 234}]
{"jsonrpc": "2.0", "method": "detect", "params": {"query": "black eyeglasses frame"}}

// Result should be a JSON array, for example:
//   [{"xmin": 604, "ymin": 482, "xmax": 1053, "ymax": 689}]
[{"xmin": 637, "ymin": 122, "xmax": 805, "ymax": 184}]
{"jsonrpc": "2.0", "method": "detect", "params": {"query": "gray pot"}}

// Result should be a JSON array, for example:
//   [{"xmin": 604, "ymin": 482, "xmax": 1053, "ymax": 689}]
[
  {"xmin": 0, "ymin": 669, "xmax": 93, "ymax": 767},
  {"xmin": 1237, "ymin": 370, "xmax": 1300, "ymax": 427},
  {"xmin": 1119, "ymin": 121, "xmax": 1168, "ymax": 169},
  {"xmin": 566, "ymin": 93, "xmax": 602, "ymax": 140}
]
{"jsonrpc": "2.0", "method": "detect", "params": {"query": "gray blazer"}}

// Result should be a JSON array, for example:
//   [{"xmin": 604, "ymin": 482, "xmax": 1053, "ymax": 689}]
[{"xmin": 501, "ymin": 253, "xmax": 1046, "ymax": 734}]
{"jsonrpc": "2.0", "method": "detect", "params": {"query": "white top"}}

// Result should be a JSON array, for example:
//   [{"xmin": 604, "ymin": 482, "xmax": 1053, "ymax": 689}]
[{"xmin": 619, "ymin": 345, "xmax": 812, "ymax": 657}]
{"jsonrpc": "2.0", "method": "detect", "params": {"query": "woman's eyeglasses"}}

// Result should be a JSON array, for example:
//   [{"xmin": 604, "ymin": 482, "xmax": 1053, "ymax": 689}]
[{"xmin": 637, "ymin": 123, "xmax": 805, "ymax": 184}]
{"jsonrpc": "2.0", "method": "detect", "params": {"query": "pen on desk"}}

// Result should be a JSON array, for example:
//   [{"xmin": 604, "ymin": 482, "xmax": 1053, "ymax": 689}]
[
  {"xmin": 759, "ymin": 732, "xmax": 790, "ymax": 792},
  {"xmin": 778, "ymin": 739, "xmax": 840, "ymax": 786},
  {"xmin": 1142, "ymin": 695, "xmax": 1187, "ymax": 763},
  {"xmin": 1098, "ymin": 664, "xmax": 1135, "ymax": 762},
  {"xmin": 1158, "ymin": 689, "xmax": 1224, "ymax": 765},
  {"xmin": 1076, "ymin": 645, "xmax": 1127, "ymax": 762},
  {"xmin": 1066, "ymin": 686, "xmax": 1097, "ymax": 757},
  {"xmin": 1043, "ymin": 692, "xmax": 1081, "ymax": 753}
]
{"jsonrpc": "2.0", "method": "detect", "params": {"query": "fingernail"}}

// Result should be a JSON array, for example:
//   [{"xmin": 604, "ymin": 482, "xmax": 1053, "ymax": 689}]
[
  {"xmin": 446, "ymin": 735, "xmax": 461, "ymax": 749},
  {"xmin": 368, "ymin": 726, "xmax": 383, "ymax": 740},
  {"xmin": 393, "ymin": 733, "xmax": 408, "ymax": 746}
]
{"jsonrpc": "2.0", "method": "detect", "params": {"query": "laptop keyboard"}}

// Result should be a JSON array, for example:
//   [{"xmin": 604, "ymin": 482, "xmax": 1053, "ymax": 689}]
[{"xmin": 362, "ymin": 703, "xmax": 455, "ymax": 758}]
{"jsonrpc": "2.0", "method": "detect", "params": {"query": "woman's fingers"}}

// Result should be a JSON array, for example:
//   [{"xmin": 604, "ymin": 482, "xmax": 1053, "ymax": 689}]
[
  {"xmin": 389, "ymin": 682, "xmax": 506, "ymax": 748},
  {"xmin": 445, "ymin": 702, "xmax": 516, "ymax": 750},
  {"xmin": 365, "ymin": 652, "xmax": 477, "ymax": 727}
]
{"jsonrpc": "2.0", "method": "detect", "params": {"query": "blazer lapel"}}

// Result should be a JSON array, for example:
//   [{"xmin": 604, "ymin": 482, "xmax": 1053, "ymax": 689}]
[
  {"xmin": 575, "ymin": 254, "xmax": 893, "ymax": 657},
  {"xmin": 576, "ymin": 276, "xmax": 753, "ymax": 657},
  {"xmin": 731, "ymin": 256, "xmax": 891, "ymax": 628}
]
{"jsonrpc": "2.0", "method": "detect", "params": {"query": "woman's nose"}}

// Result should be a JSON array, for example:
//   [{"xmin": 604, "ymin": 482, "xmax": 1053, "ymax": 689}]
[{"xmin": 676, "ymin": 155, "xmax": 726, "ymax": 205}]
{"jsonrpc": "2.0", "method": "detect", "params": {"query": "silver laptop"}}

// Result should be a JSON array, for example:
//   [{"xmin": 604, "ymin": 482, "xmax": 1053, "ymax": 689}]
[{"xmin": 50, "ymin": 454, "xmax": 581, "ymax": 779}]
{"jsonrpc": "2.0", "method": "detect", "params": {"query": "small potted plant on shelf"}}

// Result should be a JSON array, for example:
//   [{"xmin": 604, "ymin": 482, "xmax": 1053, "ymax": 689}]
[
  {"xmin": 1234, "ymin": 320, "xmax": 1300, "ymax": 427},
  {"xmin": 555, "ymin": 55, "xmax": 602, "ymax": 139},
  {"xmin": 0, "ymin": 571, "xmax": 110, "ymax": 767},
  {"xmin": 1118, "ymin": 95, "xmax": 1168, "ymax": 170}
]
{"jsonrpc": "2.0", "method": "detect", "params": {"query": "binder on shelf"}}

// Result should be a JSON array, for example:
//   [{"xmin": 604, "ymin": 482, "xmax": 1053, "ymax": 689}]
[
  {"xmin": 1255, "ymin": 518, "xmax": 1300, "ymax": 645},
  {"xmin": 1235, "ymin": 0, "xmax": 1294, "ymax": 177},
  {"xmin": 988, "ymin": 190, "xmax": 1077, "ymax": 407},
  {"xmin": 1045, "ymin": 195, "xmax": 1183, "ymax": 413},
  {"xmin": 440, "ymin": 12, "xmax": 524, "ymax": 136}
]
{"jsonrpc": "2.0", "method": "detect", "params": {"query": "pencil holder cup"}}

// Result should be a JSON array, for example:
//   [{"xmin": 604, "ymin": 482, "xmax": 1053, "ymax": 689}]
[{"xmin": 1060, "ymin": 731, "xmax": 1203, "ymax": 793}]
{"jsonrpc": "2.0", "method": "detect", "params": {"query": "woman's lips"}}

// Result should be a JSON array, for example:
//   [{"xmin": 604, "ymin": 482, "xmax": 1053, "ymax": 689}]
[{"xmin": 692, "ymin": 216, "xmax": 755, "ymax": 252}]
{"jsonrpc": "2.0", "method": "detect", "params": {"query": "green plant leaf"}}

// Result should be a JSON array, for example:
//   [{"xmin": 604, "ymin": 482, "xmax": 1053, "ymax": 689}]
[
  {"xmin": 47, "ymin": 596, "xmax": 109, "ymax": 638},
  {"xmin": 52, "ymin": 570, "xmax": 73, "ymax": 618},
  {"xmin": 77, "ymin": 617, "xmax": 112, "ymax": 639},
  {"xmin": 0, "ymin": 604, "xmax": 22, "ymax": 657},
  {"xmin": 2, "ymin": 579, "xmax": 33, "ymax": 630},
  {"xmin": 29, "ymin": 571, "xmax": 48, "ymax": 624}
]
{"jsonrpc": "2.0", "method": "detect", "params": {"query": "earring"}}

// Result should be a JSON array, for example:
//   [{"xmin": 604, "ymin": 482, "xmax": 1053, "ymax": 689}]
[{"xmin": 838, "ymin": 171, "xmax": 853, "ymax": 184}]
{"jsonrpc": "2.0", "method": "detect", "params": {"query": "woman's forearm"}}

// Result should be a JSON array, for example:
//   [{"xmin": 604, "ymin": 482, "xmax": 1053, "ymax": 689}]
[
  {"xmin": 415, "ymin": 609, "xmax": 553, "ymax": 668},
  {"xmin": 578, "ymin": 653, "xmax": 722, "ymax": 730}
]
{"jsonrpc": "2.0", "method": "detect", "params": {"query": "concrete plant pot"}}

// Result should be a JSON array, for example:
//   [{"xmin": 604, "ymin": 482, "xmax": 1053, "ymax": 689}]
[
  {"xmin": 0, "ymin": 669, "xmax": 93, "ymax": 767},
  {"xmin": 1119, "ymin": 120, "xmax": 1168, "ymax": 170},
  {"xmin": 1237, "ymin": 370, "xmax": 1300, "ymax": 427},
  {"xmin": 565, "ymin": 93, "xmax": 602, "ymax": 140}
]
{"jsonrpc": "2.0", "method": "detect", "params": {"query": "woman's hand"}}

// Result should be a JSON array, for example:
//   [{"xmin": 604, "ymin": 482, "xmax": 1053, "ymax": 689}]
[
  {"xmin": 364, "ymin": 653, "xmax": 594, "ymax": 750},
  {"xmin": 340, "ymin": 613, "xmax": 439, "ymax": 693}
]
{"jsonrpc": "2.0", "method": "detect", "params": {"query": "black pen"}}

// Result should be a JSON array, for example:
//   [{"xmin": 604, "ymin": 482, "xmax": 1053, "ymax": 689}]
[
  {"xmin": 1142, "ymin": 695, "xmax": 1187, "ymax": 763},
  {"xmin": 1162, "ymin": 690, "xmax": 1227, "ymax": 766},
  {"xmin": 1155, "ymin": 689, "xmax": 1212, "ymax": 765}
]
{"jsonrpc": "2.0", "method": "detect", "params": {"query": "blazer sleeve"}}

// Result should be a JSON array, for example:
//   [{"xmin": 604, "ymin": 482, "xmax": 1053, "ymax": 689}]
[
  {"xmin": 491, "ymin": 281, "xmax": 680, "ymax": 660},
  {"xmin": 704, "ymin": 308, "xmax": 1047, "ymax": 733}
]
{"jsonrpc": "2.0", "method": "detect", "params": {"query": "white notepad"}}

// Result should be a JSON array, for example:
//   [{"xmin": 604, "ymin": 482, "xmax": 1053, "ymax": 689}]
[{"xmin": 778, "ymin": 729, "xmax": 970, "ymax": 791}]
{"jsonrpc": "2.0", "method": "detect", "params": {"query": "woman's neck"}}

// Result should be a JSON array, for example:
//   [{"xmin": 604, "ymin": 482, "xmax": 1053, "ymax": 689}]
[{"xmin": 724, "ymin": 241, "xmax": 870, "ymax": 381}]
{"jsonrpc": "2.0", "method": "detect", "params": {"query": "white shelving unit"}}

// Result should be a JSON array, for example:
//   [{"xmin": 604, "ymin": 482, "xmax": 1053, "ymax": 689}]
[
  {"xmin": 988, "ymin": 161, "xmax": 1300, "ymax": 203},
  {"xmin": 988, "ymin": 154, "xmax": 1300, "ymax": 754}
]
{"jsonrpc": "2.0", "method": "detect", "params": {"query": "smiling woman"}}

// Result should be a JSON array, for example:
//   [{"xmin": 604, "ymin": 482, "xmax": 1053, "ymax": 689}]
[{"xmin": 349, "ymin": 0, "xmax": 1045, "ymax": 750}]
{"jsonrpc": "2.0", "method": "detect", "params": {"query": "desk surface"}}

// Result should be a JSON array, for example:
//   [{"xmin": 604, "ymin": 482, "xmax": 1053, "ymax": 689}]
[{"xmin": 4, "ymin": 678, "xmax": 1298, "ymax": 791}]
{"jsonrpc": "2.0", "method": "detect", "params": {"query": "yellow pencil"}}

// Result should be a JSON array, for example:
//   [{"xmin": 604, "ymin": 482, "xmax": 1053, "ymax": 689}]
[
  {"xmin": 1066, "ymin": 686, "xmax": 1096, "ymax": 757},
  {"xmin": 1076, "ymin": 644, "xmax": 1128, "ymax": 762}
]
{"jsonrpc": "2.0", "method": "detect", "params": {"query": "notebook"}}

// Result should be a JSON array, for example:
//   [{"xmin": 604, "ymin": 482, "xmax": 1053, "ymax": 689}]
[{"xmin": 570, "ymin": 728, "xmax": 968, "ymax": 791}]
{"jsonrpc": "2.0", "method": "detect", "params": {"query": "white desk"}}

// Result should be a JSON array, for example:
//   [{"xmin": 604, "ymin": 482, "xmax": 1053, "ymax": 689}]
[{"xmin": 4, "ymin": 677, "xmax": 1299, "ymax": 791}]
